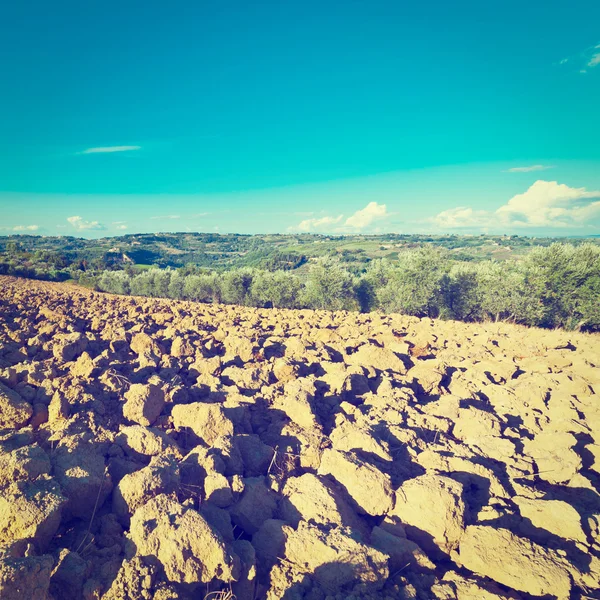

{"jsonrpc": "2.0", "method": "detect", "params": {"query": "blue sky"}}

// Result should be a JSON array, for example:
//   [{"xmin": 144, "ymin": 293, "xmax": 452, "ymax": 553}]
[{"xmin": 1, "ymin": 0, "xmax": 599, "ymax": 237}]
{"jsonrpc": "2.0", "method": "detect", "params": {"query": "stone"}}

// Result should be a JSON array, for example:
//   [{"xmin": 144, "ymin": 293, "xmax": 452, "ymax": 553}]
[
  {"xmin": 229, "ymin": 476, "xmax": 278, "ymax": 535},
  {"xmin": 115, "ymin": 425, "xmax": 179, "ymax": 460},
  {"xmin": 459, "ymin": 526, "xmax": 572, "ymax": 599},
  {"xmin": 52, "ymin": 332, "xmax": 87, "ymax": 362},
  {"xmin": 0, "ymin": 443, "xmax": 50, "ymax": 488},
  {"xmin": 0, "ymin": 382, "xmax": 32, "ymax": 429},
  {"xmin": 279, "ymin": 473, "xmax": 364, "ymax": 530},
  {"xmin": 171, "ymin": 402, "xmax": 234, "ymax": 445},
  {"xmin": 346, "ymin": 343, "xmax": 408, "ymax": 374},
  {"xmin": 318, "ymin": 448, "xmax": 394, "ymax": 516},
  {"xmin": 283, "ymin": 521, "xmax": 389, "ymax": 594},
  {"xmin": 514, "ymin": 496, "xmax": 588, "ymax": 543},
  {"xmin": 523, "ymin": 431, "xmax": 582, "ymax": 484},
  {"xmin": 0, "ymin": 555, "xmax": 53, "ymax": 600},
  {"xmin": 113, "ymin": 455, "xmax": 180, "ymax": 521},
  {"xmin": 391, "ymin": 474, "xmax": 466, "ymax": 554},
  {"xmin": 122, "ymin": 384, "xmax": 165, "ymax": 427},
  {"xmin": 129, "ymin": 494, "xmax": 238, "ymax": 584},
  {"xmin": 371, "ymin": 526, "xmax": 435, "ymax": 572},
  {"xmin": 0, "ymin": 476, "xmax": 66, "ymax": 551}
]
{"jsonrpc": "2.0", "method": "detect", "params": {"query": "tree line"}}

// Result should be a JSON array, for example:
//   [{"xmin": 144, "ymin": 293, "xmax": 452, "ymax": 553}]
[{"xmin": 94, "ymin": 243, "xmax": 600, "ymax": 332}]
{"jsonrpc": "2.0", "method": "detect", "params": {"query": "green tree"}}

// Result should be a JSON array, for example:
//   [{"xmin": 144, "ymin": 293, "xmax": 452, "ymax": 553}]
[
  {"xmin": 302, "ymin": 259, "xmax": 358, "ymax": 311},
  {"xmin": 376, "ymin": 247, "xmax": 448, "ymax": 317},
  {"xmin": 221, "ymin": 269, "xmax": 255, "ymax": 305},
  {"xmin": 250, "ymin": 270, "xmax": 302, "ymax": 308}
]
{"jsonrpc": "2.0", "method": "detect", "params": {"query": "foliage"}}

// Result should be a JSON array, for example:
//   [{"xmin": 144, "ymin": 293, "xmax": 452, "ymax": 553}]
[{"xmin": 1, "ymin": 237, "xmax": 599, "ymax": 331}]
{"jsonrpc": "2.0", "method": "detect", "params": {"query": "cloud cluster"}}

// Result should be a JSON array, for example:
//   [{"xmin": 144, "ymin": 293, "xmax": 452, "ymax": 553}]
[
  {"xmin": 344, "ymin": 202, "xmax": 388, "ymax": 229},
  {"xmin": 292, "ymin": 202, "xmax": 389, "ymax": 233},
  {"xmin": 587, "ymin": 44, "xmax": 600, "ymax": 68},
  {"xmin": 504, "ymin": 165, "xmax": 554, "ymax": 173},
  {"xmin": 150, "ymin": 215, "xmax": 181, "ymax": 220},
  {"xmin": 81, "ymin": 146, "xmax": 141, "ymax": 154},
  {"xmin": 0, "ymin": 225, "xmax": 39, "ymax": 232},
  {"xmin": 434, "ymin": 180, "xmax": 600, "ymax": 230},
  {"xmin": 296, "ymin": 215, "xmax": 343, "ymax": 232},
  {"xmin": 13, "ymin": 225, "xmax": 39, "ymax": 232},
  {"xmin": 67, "ymin": 216, "xmax": 106, "ymax": 231}
]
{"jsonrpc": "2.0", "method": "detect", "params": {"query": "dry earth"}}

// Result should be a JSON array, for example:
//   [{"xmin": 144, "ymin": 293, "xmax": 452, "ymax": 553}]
[{"xmin": 0, "ymin": 276, "xmax": 599, "ymax": 600}]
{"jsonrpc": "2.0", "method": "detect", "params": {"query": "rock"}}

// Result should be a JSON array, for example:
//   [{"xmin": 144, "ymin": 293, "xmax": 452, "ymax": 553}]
[
  {"xmin": 458, "ymin": 525, "xmax": 572, "ymax": 599},
  {"xmin": 229, "ymin": 476, "xmax": 278, "ymax": 534},
  {"xmin": 0, "ymin": 443, "xmax": 50, "ymax": 488},
  {"xmin": 204, "ymin": 472, "xmax": 233, "ymax": 507},
  {"xmin": 30, "ymin": 403, "xmax": 49, "ymax": 429},
  {"xmin": 48, "ymin": 391, "xmax": 69, "ymax": 422},
  {"xmin": 122, "ymin": 384, "xmax": 165, "ymax": 426},
  {"xmin": 283, "ymin": 521, "xmax": 389, "ymax": 594},
  {"xmin": 371, "ymin": 526, "xmax": 435, "ymax": 572},
  {"xmin": 69, "ymin": 352, "xmax": 95, "ymax": 378},
  {"xmin": 231, "ymin": 434, "xmax": 273, "ymax": 477},
  {"xmin": 170, "ymin": 336, "xmax": 194, "ymax": 357},
  {"xmin": 251, "ymin": 519, "xmax": 288, "ymax": 570},
  {"xmin": 439, "ymin": 570, "xmax": 520, "ymax": 600},
  {"xmin": 523, "ymin": 431, "xmax": 582, "ymax": 484},
  {"xmin": 279, "ymin": 473, "xmax": 364, "ymax": 530},
  {"xmin": 232, "ymin": 539, "xmax": 257, "ymax": 600},
  {"xmin": 102, "ymin": 555, "xmax": 176, "ymax": 600},
  {"xmin": 318, "ymin": 449, "xmax": 394, "ymax": 516},
  {"xmin": 52, "ymin": 436, "xmax": 113, "ymax": 520},
  {"xmin": 0, "ymin": 555, "xmax": 53, "ymax": 600},
  {"xmin": 208, "ymin": 437, "xmax": 244, "ymax": 476},
  {"xmin": 223, "ymin": 335, "xmax": 254, "ymax": 363},
  {"xmin": 272, "ymin": 358, "xmax": 299, "ymax": 384},
  {"xmin": 116, "ymin": 425, "xmax": 179, "ymax": 460},
  {"xmin": 130, "ymin": 333, "xmax": 161, "ymax": 358},
  {"xmin": 49, "ymin": 549, "xmax": 87, "ymax": 600},
  {"xmin": 330, "ymin": 418, "xmax": 392, "ymax": 461},
  {"xmin": 391, "ymin": 474, "xmax": 466, "ymax": 554},
  {"xmin": 346, "ymin": 343, "xmax": 408, "ymax": 374},
  {"xmin": 129, "ymin": 494, "xmax": 238, "ymax": 584},
  {"xmin": 171, "ymin": 402, "xmax": 234, "ymax": 445},
  {"xmin": 180, "ymin": 446, "xmax": 226, "ymax": 489},
  {"xmin": 272, "ymin": 379, "xmax": 319, "ymax": 431},
  {"xmin": 514, "ymin": 496, "xmax": 588, "ymax": 543},
  {"xmin": 0, "ymin": 382, "xmax": 32, "ymax": 429},
  {"xmin": 0, "ymin": 476, "xmax": 66, "ymax": 551},
  {"xmin": 113, "ymin": 455, "xmax": 180, "ymax": 521},
  {"xmin": 52, "ymin": 332, "xmax": 87, "ymax": 362}
]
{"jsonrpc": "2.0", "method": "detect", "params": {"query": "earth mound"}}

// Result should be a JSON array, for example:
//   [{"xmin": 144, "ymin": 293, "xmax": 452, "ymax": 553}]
[{"xmin": 0, "ymin": 276, "xmax": 599, "ymax": 600}]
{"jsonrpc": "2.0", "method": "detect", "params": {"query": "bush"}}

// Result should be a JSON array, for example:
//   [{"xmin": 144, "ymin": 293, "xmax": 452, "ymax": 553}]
[
  {"xmin": 221, "ymin": 269, "xmax": 255, "ymax": 305},
  {"xmin": 302, "ymin": 259, "xmax": 358, "ymax": 311},
  {"xmin": 375, "ymin": 247, "xmax": 447, "ymax": 317},
  {"xmin": 250, "ymin": 270, "xmax": 303, "ymax": 308}
]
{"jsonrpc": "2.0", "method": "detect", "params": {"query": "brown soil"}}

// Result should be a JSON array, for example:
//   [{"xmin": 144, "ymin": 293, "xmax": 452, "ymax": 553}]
[{"xmin": 0, "ymin": 276, "xmax": 599, "ymax": 600}]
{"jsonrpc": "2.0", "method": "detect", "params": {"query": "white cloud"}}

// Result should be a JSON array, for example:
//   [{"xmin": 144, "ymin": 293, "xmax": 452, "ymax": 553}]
[
  {"xmin": 67, "ymin": 216, "xmax": 106, "ymax": 231},
  {"xmin": 81, "ymin": 145, "xmax": 141, "ymax": 154},
  {"xmin": 150, "ymin": 215, "xmax": 181, "ymax": 220},
  {"xmin": 433, "ymin": 180, "xmax": 600, "ymax": 230},
  {"xmin": 433, "ymin": 207, "xmax": 492, "ymax": 229},
  {"xmin": 12, "ymin": 225, "xmax": 39, "ymax": 231},
  {"xmin": 294, "ymin": 214, "xmax": 344, "ymax": 232},
  {"xmin": 504, "ymin": 165, "xmax": 555, "ymax": 173},
  {"xmin": 496, "ymin": 180, "xmax": 600, "ymax": 227},
  {"xmin": 345, "ymin": 202, "xmax": 388, "ymax": 229},
  {"xmin": 588, "ymin": 51, "xmax": 600, "ymax": 68}
]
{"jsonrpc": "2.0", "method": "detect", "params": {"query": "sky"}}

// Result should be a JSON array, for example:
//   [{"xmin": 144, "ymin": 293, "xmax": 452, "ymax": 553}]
[{"xmin": 1, "ymin": 0, "xmax": 599, "ymax": 238}]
